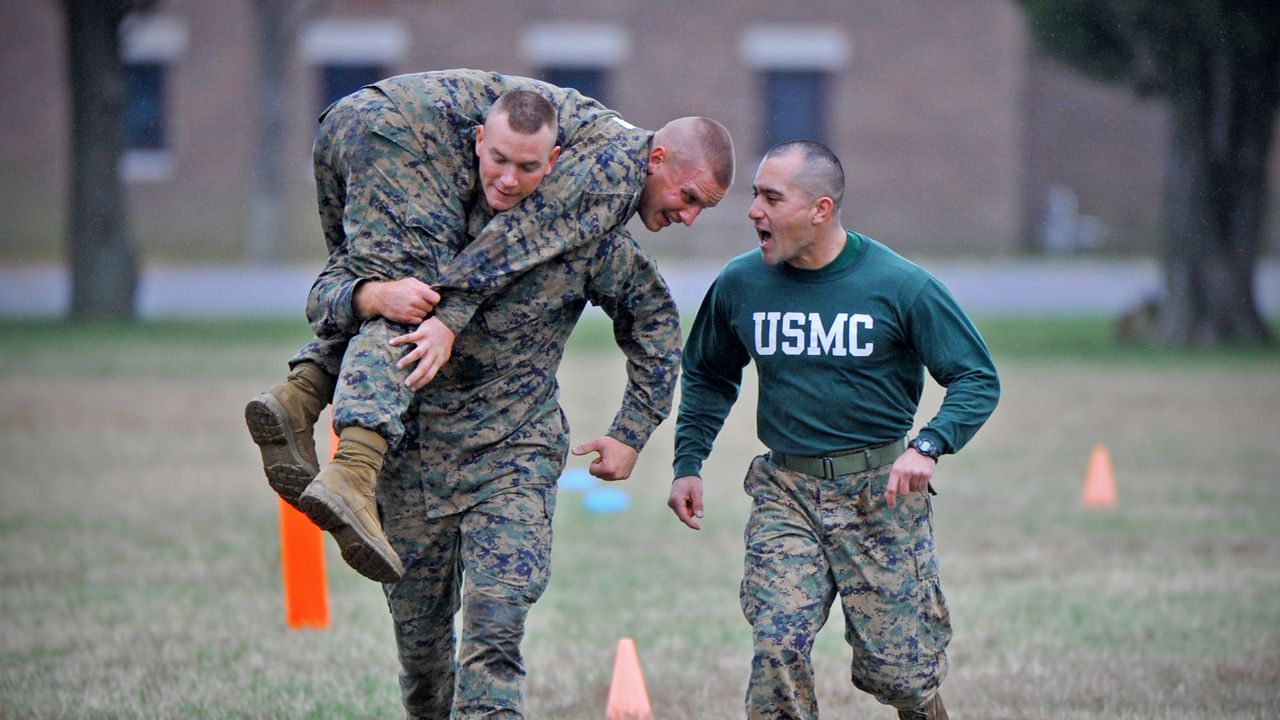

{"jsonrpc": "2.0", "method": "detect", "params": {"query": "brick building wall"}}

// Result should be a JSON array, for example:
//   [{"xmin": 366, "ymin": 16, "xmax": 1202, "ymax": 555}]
[{"xmin": 2, "ymin": 0, "xmax": 1272, "ymax": 266}]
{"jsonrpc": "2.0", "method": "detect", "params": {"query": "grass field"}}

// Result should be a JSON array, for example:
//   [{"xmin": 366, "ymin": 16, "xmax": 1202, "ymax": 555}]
[{"xmin": 1, "ymin": 316, "xmax": 1278, "ymax": 719}]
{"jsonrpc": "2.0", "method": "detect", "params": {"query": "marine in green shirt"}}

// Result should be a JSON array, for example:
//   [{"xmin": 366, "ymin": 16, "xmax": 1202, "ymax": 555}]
[{"xmin": 669, "ymin": 140, "xmax": 999, "ymax": 720}]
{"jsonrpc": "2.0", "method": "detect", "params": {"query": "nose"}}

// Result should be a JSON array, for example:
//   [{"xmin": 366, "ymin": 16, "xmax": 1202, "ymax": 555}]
[
  {"xmin": 498, "ymin": 168, "xmax": 517, "ymax": 189},
  {"xmin": 747, "ymin": 199, "xmax": 764, "ymax": 220},
  {"xmin": 680, "ymin": 206, "xmax": 702, "ymax": 226}
]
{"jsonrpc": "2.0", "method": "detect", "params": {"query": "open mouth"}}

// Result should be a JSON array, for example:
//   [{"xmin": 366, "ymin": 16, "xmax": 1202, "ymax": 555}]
[{"xmin": 756, "ymin": 228, "xmax": 772, "ymax": 246}]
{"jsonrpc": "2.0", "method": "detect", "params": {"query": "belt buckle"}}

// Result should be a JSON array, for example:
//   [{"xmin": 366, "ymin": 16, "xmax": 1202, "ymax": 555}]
[{"xmin": 821, "ymin": 456, "xmax": 835, "ymax": 479}]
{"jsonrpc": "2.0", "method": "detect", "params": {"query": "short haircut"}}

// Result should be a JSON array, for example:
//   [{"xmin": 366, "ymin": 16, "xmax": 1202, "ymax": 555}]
[
  {"xmin": 655, "ymin": 117, "xmax": 736, "ymax": 192},
  {"xmin": 764, "ymin": 140, "xmax": 845, "ymax": 210},
  {"xmin": 490, "ymin": 90, "xmax": 558, "ymax": 135}
]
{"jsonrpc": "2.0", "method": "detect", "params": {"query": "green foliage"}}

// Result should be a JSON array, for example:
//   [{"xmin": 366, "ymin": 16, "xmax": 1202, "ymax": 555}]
[
  {"xmin": 1017, "ymin": 0, "xmax": 1134, "ymax": 83},
  {"xmin": 1015, "ymin": 0, "xmax": 1280, "ymax": 97}
]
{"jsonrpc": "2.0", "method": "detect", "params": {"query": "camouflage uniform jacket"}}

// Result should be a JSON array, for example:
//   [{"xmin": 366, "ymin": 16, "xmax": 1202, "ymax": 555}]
[
  {"xmin": 307, "ymin": 68, "xmax": 654, "ymax": 340},
  {"xmin": 312, "ymin": 200, "xmax": 681, "ymax": 516}
]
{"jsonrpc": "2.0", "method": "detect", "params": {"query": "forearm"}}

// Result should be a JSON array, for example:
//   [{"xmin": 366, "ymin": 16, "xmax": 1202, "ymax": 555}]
[
  {"xmin": 671, "ymin": 277, "xmax": 748, "ymax": 479},
  {"xmin": 919, "ymin": 366, "xmax": 1000, "ymax": 453},
  {"xmin": 912, "ymin": 279, "xmax": 1001, "ymax": 453},
  {"xmin": 603, "ymin": 299, "xmax": 682, "ymax": 452},
  {"xmin": 432, "ymin": 144, "xmax": 636, "ymax": 331},
  {"xmin": 306, "ymin": 263, "xmax": 364, "ymax": 338},
  {"xmin": 671, "ymin": 380, "xmax": 739, "ymax": 479},
  {"xmin": 587, "ymin": 233, "xmax": 682, "ymax": 453}
]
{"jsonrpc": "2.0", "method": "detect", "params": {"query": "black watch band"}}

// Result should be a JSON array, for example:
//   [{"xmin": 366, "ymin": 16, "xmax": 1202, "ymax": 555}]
[{"xmin": 910, "ymin": 436, "xmax": 941, "ymax": 461}]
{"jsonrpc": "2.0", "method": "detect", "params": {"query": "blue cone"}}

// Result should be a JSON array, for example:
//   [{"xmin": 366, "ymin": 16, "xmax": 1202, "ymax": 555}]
[
  {"xmin": 557, "ymin": 467, "xmax": 596, "ymax": 492},
  {"xmin": 583, "ymin": 487, "xmax": 630, "ymax": 514}
]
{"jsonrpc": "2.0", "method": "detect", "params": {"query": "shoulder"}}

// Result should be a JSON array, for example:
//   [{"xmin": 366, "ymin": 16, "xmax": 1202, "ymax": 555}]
[
  {"xmin": 707, "ymin": 250, "xmax": 770, "ymax": 300},
  {"xmin": 585, "ymin": 229, "xmax": 670, "ymax": 293},
  {"xmin": 721, "ymin": 249, "xmax": 767, "ymax": 281},
  {"xmin": 857, "ymin": 234, "xmax": 935, "ymax": 291},
  {"xmin": 857, "ymin": 235, "xmax": 969, "ymax": 317},
  {"xmin": 557, "ymin": 122, "xmax": 652, "ymax": 190}
]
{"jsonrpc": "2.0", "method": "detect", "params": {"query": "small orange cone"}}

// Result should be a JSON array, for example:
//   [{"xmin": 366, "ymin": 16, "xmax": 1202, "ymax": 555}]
[
  {"xmin": 278, "ymin": 424, "xmax": 334, "ymax": 629},
  {"xmin": 1083, "ymin": 443, "xmax": 1118, "ymax": 509},
  {"xmin": 605, "ymin": 637, "xmax": 653, "ymax": 720}
]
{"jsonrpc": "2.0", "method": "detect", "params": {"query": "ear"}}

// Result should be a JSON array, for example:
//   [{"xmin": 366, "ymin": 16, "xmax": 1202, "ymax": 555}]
[
  {"xmin": 811, "ymin": 196, "xmax": 835, "ymax": 225},
  {"xmin": 474, "ymin": 125, "xmax": 485, "ymax": 152},
  {"xmin": 648, "ymin": 145, "xmax": 667, "ymax": 170},
  {"xmin": 544, "ymin": 145, "xmax": 562, "ymax": 173}
]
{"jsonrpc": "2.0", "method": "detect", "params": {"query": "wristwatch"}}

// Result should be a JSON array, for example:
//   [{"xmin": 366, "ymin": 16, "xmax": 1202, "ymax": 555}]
[{"xmin": 909, "ymin": 436, "xmax": 941, "ymax": 462}]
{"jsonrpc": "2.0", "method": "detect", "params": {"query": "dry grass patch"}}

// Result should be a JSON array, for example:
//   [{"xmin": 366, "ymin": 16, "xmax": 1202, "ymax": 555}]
[{"xmin": 1, "ymin": 318, "xmax": 1278, "ymax": 718}]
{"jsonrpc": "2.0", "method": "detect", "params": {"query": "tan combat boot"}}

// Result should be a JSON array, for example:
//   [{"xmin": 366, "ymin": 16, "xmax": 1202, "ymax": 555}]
[
  {"xmin": 898, "ymin": 694, "xmax": 949, "ymax": 720},
  {"xmin": 244, "ymin": 362, "xmax": 335, "ymax": 511},
  {"xmin": 298, "ymin": 427, "xmax": 404, "ymax": 583}
]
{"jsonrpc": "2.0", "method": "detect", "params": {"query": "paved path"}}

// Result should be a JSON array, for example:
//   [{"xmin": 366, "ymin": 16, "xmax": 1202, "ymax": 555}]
[{"xmin": 2, "ymin": 258, "xmax": 1278, "ymax": 318}]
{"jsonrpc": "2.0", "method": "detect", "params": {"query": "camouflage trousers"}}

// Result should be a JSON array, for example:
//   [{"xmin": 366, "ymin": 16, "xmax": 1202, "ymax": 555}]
[
  {"xmin": 329, "ymin": 316, "xmax": 417, "ymax": 443},
  {"xmin": 740, "ymin": 453, "xmax": 952, "ymax": 720},
  {"xmin": 381, "ymin": 483, "xmax": 557, "ymax": 720},
  {"xmin": 312, "ymin": 86, "xmax": 470, "ymax": 279}
]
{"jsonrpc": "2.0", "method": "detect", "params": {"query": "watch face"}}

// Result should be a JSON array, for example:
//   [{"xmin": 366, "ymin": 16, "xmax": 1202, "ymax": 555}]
[{"xmin": 914, "ymin": 438, "xmax": 938, "ymax": 457}]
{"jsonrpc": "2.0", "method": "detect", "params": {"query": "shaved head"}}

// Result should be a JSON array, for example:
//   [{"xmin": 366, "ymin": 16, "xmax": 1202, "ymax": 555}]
[
  {"xmin": 653, "ymin": 116, "xmax": 736, "ymax": 192},
  {"xmin": 763, "ymin": 140, "xmax": 844, "ymax": 212}
]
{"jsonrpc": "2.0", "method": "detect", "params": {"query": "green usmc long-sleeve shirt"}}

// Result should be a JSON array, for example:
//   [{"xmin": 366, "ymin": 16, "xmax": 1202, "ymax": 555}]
[{"xmin": 673, "ymin": 231, "xmax": 1000, "ymax": 479}]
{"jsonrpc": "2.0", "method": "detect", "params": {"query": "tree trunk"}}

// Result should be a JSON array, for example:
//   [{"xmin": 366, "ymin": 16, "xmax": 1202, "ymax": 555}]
[
  {"xmin": 1154, "ymin": 40, "xmax": 1278, "ymax": 348},
  {"xmin": 246, "ymin": 0, "xmax": 288, "ymax": 264},
  {"xmin": 62, "ymin": 0, "xmax": 139, "ymax": 319}
]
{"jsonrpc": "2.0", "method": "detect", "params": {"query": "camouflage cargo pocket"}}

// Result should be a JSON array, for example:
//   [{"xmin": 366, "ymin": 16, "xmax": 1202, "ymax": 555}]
[
  {"xmin": 465, "ymin": 484, "xmax": 557, "ymax": 604},
  {"xmin": 844, "ymin": 538, "xmax": 952, "ymax": 666}
]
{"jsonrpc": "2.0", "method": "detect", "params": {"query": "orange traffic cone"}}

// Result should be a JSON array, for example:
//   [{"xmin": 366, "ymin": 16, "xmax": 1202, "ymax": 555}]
[
  {"xmin": 605, "ymin": 637, "xmax": 653, "ymax": 720},
  {"xmin": 278, "ymin": 423, "xmax": 334, "ymax": 629},
  {"xmin": 1083, "ymin": 443, "xmax": 1118, "ymax": 509}
]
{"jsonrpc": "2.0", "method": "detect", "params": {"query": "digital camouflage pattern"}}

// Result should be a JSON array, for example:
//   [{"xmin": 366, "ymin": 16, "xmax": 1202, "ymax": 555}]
[
  {"xmin": 313, "ymin": 73, "xmax": 653, "ymax": 441},
  {"xmin": 293, "ymin": 69, "xmax": 652, "ymax": 382},
  {"xmin": 370, "ymin": 213, "xmax": 681, "ymax": 517},
  {"xmin": 382, "ymin": 483, "xmax": 556, "ymax": 719},
  {"xmin": 740, "ymin": 454, "xmax": 951, "ymax": 719},
  {"xmin": 311, "ymin": 210, "xmax": 681, "ymax": 717},
  {"xmin": 289, "ymin": 69, "xmax": 678, "ymax": 718},
  {"xmin": 385, "ymin": 226, "xmax": 679, "ymax": 719}
]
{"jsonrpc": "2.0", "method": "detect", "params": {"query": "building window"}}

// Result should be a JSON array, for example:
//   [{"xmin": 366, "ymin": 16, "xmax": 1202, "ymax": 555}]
[
  {"xmin": 522, "ymin": 23, "xmax": 628, "ymax": 104},
  {"xmin": 543, "ymin": 66, "xmax": 607, "ymax": 104},
  {"xmin": 740, "ymin": 25, "xmax": 851, "ymax": 155},
  {"xmin": 763, "ymin": 70, "xmax": 827, "ymax": 149},
  {"xmin": 320, "ymin": 63, "xmax": 385, "ymax": 111},
  {"xmin": 119, "ymin": 14, "xmax": 187, "ymax": 181},
  {"xmin": 301, "ymin": 19, "xmax": 408, "ymax": 112},
  {"xmin": 125, "ymin": 62, "xmax": 166, "ymax": 150}
]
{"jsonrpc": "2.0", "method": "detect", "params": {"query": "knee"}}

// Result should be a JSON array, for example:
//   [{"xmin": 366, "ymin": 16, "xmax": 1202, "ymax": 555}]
[
  {"xmin": 359, "ymin": 315, "xmax": 413, "ymax": 340},
  {"xmin": 385, "ymin": 577, "xmax": 460, "ymax": 672},
  {"xmin": 851, "ymin": 651, "xmax": 948, "ymax": 711},
  {"xmin": 460, "ymin": 583, "xmax": 531, "ymax": 665},
  {"xmin": 748, "ymin": 608, "xmax": 824, "ymax": 664}
]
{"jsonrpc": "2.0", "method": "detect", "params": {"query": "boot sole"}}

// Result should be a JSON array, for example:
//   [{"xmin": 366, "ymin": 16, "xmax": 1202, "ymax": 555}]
[
  {"xmin": 244, "ymin": 393, "xmax": 319, "ymax": 511},
  {"xmin": 299, "ymin": 483, "xmax": 404, "ymax": 583}
]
